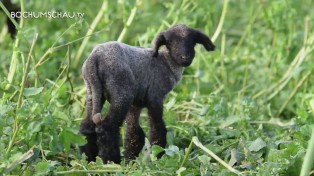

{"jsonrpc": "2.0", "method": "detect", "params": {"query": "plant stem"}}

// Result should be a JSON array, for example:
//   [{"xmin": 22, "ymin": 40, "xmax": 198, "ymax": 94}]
[
  {"xmin": 16, "ymin": 33, "xmax": 38, "ymax": 109},
  {"xmin": 117, "ymin": 1, "xmax": 139, "ymax": 42},
  {"xmin": 300, "ymin": 127, "xmax": 314, "ymax": 176},
  {"xmin": 6, "ymin": 33, "xmax": 38, "ymax": 155},
  {"xmin": 56, "ymin": 168, "xmax": 122, "ymax": 175},
  {"xmin": 56, "ymin": 170, "xmax": 121, "ymax": 174},
  {"xmin": 35, "ymin": 24, "xmax": 75, "ymax": 69},
  {"xmin": 211, "ymin": 0, "xmax": 229, "ymax": 42},
  {"xmin": 253, "ymin": 18, "xmax": 314, "ymax": 100},
  {"xmin": 66, "ymin": 45, "xmax": 74, "ymax": 100},
  {"xmin": 192, "ymin": 137, "xmax": 242, "ymax": 175},
  {"xmin": 74, "ymin": 1, "xmax": 108, "ymax": 68},
  {"xmin": 5, "ymin": 147, "xmax": 34, "ymax": 174},
  {"xmin": 180, "ymin": 137, "xmax": 194, "ymax": 168},
  {"xmin": 232, "ymin": 5, "xmax": 260, "ymax": 56},
  {"xmin": 277, "ymin": 71, "xmax": 311, "ymax": 116},
  {"xmin": 0, "ymin": 1, "xmax": 19, "ymax": 29},
  {"xmin": 6, "ymin": 0, "xmax": 25, "ymax": 84}
]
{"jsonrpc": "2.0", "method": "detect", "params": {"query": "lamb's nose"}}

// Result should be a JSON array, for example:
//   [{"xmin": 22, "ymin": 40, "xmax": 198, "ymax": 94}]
[{"xmin": 181, "ymin": 55, "xmax": 191, "ymax": 60}]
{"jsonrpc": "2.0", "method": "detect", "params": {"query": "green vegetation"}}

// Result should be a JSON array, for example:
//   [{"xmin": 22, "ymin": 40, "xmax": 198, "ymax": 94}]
[{"xmin": 1, "ymin": 0, "xmax": 314, "ymax": 175}]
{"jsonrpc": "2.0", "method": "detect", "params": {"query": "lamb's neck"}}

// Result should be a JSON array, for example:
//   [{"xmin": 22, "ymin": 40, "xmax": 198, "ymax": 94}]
[{"xmin": 161, "ymin": 49, "xmax": 184, "ymax": 83}]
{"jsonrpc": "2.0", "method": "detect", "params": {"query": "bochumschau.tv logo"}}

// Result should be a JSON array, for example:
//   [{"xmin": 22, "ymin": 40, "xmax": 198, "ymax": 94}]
[{"xmin": 10, "ymin": 11, "xmax": 84, "ymax": 19}]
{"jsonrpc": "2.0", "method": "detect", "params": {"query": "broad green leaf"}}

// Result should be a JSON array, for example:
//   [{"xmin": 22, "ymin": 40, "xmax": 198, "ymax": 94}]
[
  {"xmin": 34, "ymin": 161, "xmax": 50, "ymax": 175},
  {"xmin": 34, "ymin": 160, "xmax": 59, "ymax": 176},
  {"xmin": 9, "ymin": 152, "xmax": 23, "ymax": 162},
  {"xmin": 53, "ymin": 110, "xmax": 69, "ymax": 122},
  {"xmin": 24, "ymin": 87, "xmax": 44, "ymax": 97},
  {"xmin": 49, "ymin": 134, "xmax": 62, "ymax": 154},
  {"xmin": 198, "ymin": 154, "xmax": 211, "ymax": 164},
  {"xmin": 228, "ymin": 148, "xmax": 238, "ymax": 166},
  {"xmin": 130, "ymin": 172, "xmax": 142, "ymax": 176},
  {"xmin": 151, "ymin": 145, "xmax": 164, "ymax": 161},
  {"xmin": 199, "ymin": 105, "xmax": 209, "ymax": 116},
  {"xmin": 248, "ymin": 138, "xmax": 266, "ymax": 152},
  {"xmin": 165, "ymin": 145, "xmax": 179, "ymax": 157},
  {"xmin": 59, "ymin": 128, "xmax": 86, "ymax": 152},
  {"xmin": 219, "ymin": 116, "xmax": 241, "ymax": 128},
  {"xmin": 151, "ymin": 145, "xmax": 164, "ymax": 156},
  {"xmin": 28, "ymin": 121, "xmax": 42, "ymax": 134}
]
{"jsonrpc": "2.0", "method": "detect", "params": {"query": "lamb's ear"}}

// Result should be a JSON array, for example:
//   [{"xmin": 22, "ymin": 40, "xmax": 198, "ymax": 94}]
[
  {"xmin": 92, "ymin": 113, "xmax": 102, "ymax": 125},
  {"xmin": 194, "ymin": 29, "xmax": 215, "ymax": 51},
  {"xmin": 152, "ymin": 32, "xmax": 166, "ymax": 57}
]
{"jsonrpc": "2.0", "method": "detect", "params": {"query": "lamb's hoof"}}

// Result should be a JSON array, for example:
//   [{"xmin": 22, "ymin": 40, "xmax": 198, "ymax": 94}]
[{"xmin": 92, "ymin": 113, "xmax": 102, "ymax": 125}]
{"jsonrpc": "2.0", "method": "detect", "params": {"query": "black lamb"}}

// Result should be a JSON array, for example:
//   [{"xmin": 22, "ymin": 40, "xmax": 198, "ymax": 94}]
[{"xmin": 79, "ymin": 24, "xmax": 215, "ymax": 163}]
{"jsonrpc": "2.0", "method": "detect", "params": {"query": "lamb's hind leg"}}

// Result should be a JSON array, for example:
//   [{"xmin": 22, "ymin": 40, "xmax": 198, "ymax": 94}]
[
  {"xmin": 94, "ymin": 64, "xmax": 135, "ymax": 163},
  {"xmin": 79, "ymin": 79, "xmax": 104, "ymax": 162},
  {"xmin": 125, "ymin": 106, "xmax": 145, "ymax": 161},
  {"xmin": 95, "ymin": 94, "xmax": 133, "ymax": 164}
]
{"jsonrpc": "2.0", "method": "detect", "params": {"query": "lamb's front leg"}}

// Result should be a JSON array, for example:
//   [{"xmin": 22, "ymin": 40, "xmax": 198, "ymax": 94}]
[
  {"xmin": 125, "ymin": 106, "xmax": 145, "ymax": 161},
  {"xmin": 148, "ymin": 102, "xmax": 167, "ymax": 158}
]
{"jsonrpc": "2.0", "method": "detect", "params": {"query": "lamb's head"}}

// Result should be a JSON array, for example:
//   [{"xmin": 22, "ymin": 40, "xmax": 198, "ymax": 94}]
[{"xmin": 152, "ymin": 24, "xmax": 215, "ymax": 67}]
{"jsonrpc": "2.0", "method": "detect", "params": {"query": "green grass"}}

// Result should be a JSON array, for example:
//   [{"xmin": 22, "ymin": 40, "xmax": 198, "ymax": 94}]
[{"xmin": 1, "ymin": 0, "xmax": 314, "ymax": 175}]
